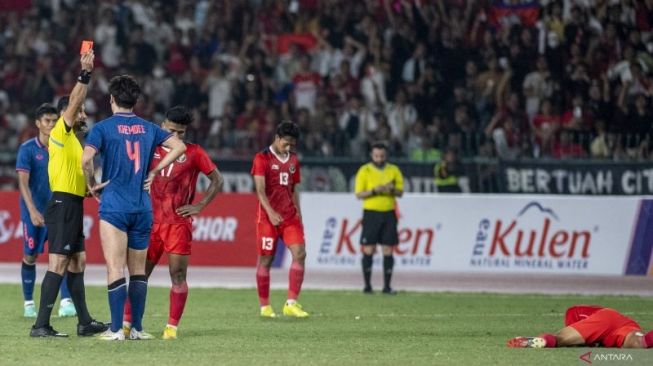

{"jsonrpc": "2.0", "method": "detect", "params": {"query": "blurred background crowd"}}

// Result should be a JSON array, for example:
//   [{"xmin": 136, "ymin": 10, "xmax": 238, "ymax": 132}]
[{"xmin": 0, "ymin": 0, "xmax": 652, "ymax": 162}]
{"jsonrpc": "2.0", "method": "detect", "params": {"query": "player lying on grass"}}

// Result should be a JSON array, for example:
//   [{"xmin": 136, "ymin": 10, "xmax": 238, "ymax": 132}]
[{"xmin": 508, "ymin": 305, "xmax": 653, "ymax": 348}]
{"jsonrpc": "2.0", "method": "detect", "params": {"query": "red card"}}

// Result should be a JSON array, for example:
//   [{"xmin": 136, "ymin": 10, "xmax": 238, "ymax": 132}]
[{"xmin": 80, "ymin": 40, "xmax": 93, "ymax": 54}]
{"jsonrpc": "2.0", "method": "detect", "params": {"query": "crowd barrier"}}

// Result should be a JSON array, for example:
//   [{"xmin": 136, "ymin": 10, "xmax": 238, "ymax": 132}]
[
  {"xmin": 302, "ymin": 194, "xmax": 653, "ymax": 276},
  {"xmin": 1, "ymin": 192, "xmax": 651, "ymax": 276},
  {"xmin": 0, "ymin": 192, "xmax": 260, "ymax": 267},
  {"xmin": 3, "ymin": 156, "xmax": 653, "ymax": 195}
]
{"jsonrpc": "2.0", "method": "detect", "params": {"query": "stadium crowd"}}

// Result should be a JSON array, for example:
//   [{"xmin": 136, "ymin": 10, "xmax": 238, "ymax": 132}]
[{"xmin": 0, "ymin": 0, "xmax": 652, "ymax": 162}]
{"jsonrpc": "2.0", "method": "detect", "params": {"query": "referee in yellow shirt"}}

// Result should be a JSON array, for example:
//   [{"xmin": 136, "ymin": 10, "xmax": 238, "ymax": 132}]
[
  {"xmin": 30, "ymin": 50, "xmax": 107, "ymax": 338},
  {"xmin": 354, "ymin": 142, "xmax": 404, "ymax": 295}
]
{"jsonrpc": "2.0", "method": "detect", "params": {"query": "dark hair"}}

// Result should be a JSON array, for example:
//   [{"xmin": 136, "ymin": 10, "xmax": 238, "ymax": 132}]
[
  {"xmin": 165, "ymin": 105, "xmax": 193, "ymax": 125},
  {"xmin": 56, "ymin": 96, "xmax": 69, "ymax": 114},
  {"xmin": 371, "ymin": 141, "xmax": 388, "ymax": 151},
  {"xmin": 34, "ymin": 103, "xmax": 58, "ymax": 120},
  {"xmin": 109, "ymin": 75, "xmax": 141, "ymax": 108},
  {"xmin": 276, "ymin": 121, "xmax": 300, "ymax": 139}
]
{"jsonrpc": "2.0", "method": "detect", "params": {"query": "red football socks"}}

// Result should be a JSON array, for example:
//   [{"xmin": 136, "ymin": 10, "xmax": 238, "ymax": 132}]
[
  {"xmin": 168, "ymin": 281, "xmax": 188, "ymax": 326},
  {"xmin": 256, "ymin": 265, "xmax": 271, "ymax": 306},
  {"xmin": 123, "ymin": 298, "xmax": 132, "ymax": 324},
  {"xmin": 539, "ymin": 333, "xmax": 557, "ymax": 347},
  {"xmin": 643, "ymin": 330, "xmax": 653, "ymax": 348},
  {"xmin": 288, "ymin": 261, "xmax": 305, "ymax": 300}
]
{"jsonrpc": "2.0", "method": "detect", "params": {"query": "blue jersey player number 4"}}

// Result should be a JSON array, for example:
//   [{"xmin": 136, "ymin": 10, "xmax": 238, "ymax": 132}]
[{"xmin": 81, "ymin": 75, "xmax": 186, "ymax": 341}]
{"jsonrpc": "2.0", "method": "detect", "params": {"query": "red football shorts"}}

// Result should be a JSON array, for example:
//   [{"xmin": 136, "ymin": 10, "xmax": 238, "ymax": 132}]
[
  {"xmin": 564, "ymin": 305, "xmax": 605, "ymax": 326},
  {"xmin": 256, "ymin": 216, "xmax": 305, "ymax": 256},
  {"xmin": 147, "ymin": 223, "xmax": 193, "ymax": 263},
  {"xmin": 568, "ymin": 308, "xmax": 641, "ymax": 347}
]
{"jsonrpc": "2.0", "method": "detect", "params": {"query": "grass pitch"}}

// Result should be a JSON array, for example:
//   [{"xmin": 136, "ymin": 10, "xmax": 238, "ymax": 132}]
[{"xmin": 1, "ymin": 284, "xmax": 652, "ymax": 365}]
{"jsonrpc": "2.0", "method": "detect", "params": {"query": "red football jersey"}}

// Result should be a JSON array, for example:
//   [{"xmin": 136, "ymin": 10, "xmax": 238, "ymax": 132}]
[
  {"xmin": 150, "ymin": 143, "xmax": 217, "ymax": 224},
  {"xmin": 251, "ymin": 147, "xmax": 301, "ymax": 223}
]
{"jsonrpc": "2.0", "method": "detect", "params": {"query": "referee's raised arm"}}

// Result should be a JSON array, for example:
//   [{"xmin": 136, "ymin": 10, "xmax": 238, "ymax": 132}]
[
  {"xmin": 30, "ymin": 47, "xmax": 108, "ymax": 338},
  {"xmin": 61, "ymin": 51, "xmax": 94, "ymax": 129}
]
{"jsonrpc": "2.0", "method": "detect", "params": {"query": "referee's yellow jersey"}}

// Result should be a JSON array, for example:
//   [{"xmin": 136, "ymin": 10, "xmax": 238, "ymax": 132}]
[
  {"xmin": 48, "ymin": 116, "xmax": 86, "ymax": 197},
  {"xmin": 354, "ymin": 162, "xmax": 404, "ymax": 212}
]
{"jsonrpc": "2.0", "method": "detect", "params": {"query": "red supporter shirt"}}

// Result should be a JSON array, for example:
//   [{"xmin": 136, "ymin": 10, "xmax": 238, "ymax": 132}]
[
  {"xmin": 292, "ymin": 71, "xmax": 321, "ymax": 110},
  {"xmin": 149, "ymin": 143, "xmax": 217, "ymax": 225},
  {"xmin": 251, "ymin": 147, "xmax": 301, "ymax": 223},
  {"xmin": 532, "ymin": 114, "xmax": 560, "ymax": 132}
]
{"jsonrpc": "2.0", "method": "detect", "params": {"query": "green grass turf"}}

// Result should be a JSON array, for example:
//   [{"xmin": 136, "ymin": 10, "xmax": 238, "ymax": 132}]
[{"xmin": 1, "ymin": 284, "xmax": 652, "ymax": 365}]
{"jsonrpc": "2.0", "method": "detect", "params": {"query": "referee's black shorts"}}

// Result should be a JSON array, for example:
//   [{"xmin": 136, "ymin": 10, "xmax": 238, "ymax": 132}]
[
  {"xmin": 44, "ymin": 192, "xmax": 85, "ymax": 255},
  {"xmin": 359, "ymin": 209, "xmax": 398, "ymax": 246}
]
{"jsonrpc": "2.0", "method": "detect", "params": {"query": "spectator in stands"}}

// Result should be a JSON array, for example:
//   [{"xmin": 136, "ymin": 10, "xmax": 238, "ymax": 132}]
[
  {"xmin": 319, "ymin": 111, "xmax": 349, "ymax": 157},
  {"xmin": 590, "ymin": 119, "xmax": 611, "ymax": 159},
  {"xmin": 532, "ymin": 98, "xmax": 560, "ymax": 157},
  {"xmin": 434, "ymin": 149, "xmax": 465, "ymax": 193},
  {"xmin": 523, "ymin": 56, "xmax": 554, "ymax": 122},
  {"xmin": 552, "ymin": 130, "xmax": 587, "ymax": 159},
  {"xmin": 291, "ymin": 54, "xmax": 321, "ymax": 114},
  {"xmin": 386, "ymin": 88, "xmax": 417, "ymax": 141},
  {"xmin": 0, "ymin": 0, "xmax": 652, "ymax": 167},
  {"xmin": 560, "ymin": 94, "xmax": 592, "ymax": 132},
  {"xmin": 339, "ymin": 94, "xmax": 377, "ymax": 156},
  {"xmin": 360, "ymin": 62, "xmax": 387, "ymax": 112},
  {"xmin": 587, "ymin": 77, "xmax": 612, "ymax": 124}
]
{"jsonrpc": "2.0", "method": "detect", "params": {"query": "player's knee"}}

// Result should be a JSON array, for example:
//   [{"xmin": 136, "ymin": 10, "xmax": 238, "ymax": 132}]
[
  {"xmin": 67, "ymin": 260, "xmax": 85, "ymax": 273},
  {"xmin": 292, "ymin": 249, "xmax": 306, "ymax": 262},
  {"xmin": 169, "ymin": 268, "xmax": 187, "ymax": 283},
  {"xmin": 23, "ymin": 255, "xmax": 36, "ymax": 265},
  {"xmin": 557, "ymin": 327, "xmax": 584, "ymax": 346},
  {"xmin": 48, "ymin": 260, "xmax": 69, "ymax": 275},
  {"xmin": 362, "ymin": 245, "xmax": 375, "ymax": 255},
  {"xmin": 171, "ymin": 273, "xmax": 186, "ymax": 285},
  {"xmin": 67, "ymin": 253, "xmax": 86, "ymax": 272},
  {"xmin": 258, "ymin": 256, "xmax": 274, "ymax": 268}
]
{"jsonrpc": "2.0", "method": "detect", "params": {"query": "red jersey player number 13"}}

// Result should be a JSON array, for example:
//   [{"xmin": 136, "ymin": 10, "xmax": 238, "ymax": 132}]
[{"xmin": 250, "ymin": 121, "xmax": 309, "ymax": 319}]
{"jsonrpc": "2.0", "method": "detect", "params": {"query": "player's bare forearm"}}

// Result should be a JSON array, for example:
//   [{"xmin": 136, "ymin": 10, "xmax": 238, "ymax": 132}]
[
  {"xmin": 175, "ymin": 169, "xmax": 223, "ymax": 217},
  {"xmin": 17, "ymin": 172, "xmax": 38, "ymax": 214},
  {"xmin": 63, "ymin": 52, "xmax": 94, "ymax": 128},
  {"xmin": 176, "ymin": 170, "xmax": 223, "ymax": 217},
  {"xmin": 82, "ymin": 148, "xmax": 109, "ymax": 200},
  {"xmin": 356, "ymin": 186, "xmax": 383, "ymax": 199},
  {"xmin": 254, "ymin": 176, "xmax": 275, "ymax": 214},
  {"xmin": 62, "ymin": 82, "xmax": 88, "ymax": 128},
  {"xmin": 156, "ymin": 135, "xmax": 187, "ymax": 174},
  {"xmin": 197, "ymin": 169, "xmax": 223, "ymax": 209},
  {"xmin": 82, "ymin": 146, "xmax": 97, "ymax": 188},
  {"xmin": 147, "ymin": 138, "xmax": 186, "ymax": 192},
  {"xmin": 292, "ymin": 186, "xmax": 302, "ymax": 218},
  {"xmin": 254, "ymin": 175, "xmax": 283, "ymax": 225}
]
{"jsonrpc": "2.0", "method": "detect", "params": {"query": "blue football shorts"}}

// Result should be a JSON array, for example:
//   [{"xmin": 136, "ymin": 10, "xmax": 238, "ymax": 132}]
[{"xmin": 99, "ymin": 211, "xmax": 153, "ymax": 250}]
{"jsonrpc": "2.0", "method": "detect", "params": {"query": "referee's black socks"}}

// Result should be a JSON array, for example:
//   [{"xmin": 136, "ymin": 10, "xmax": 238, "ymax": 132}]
[
  {"xmin": 34, "ymin": 271, "xmax": 63, "ymax": 328},
  {"xmin": 67, "ymin": 271, "xmax": 92, "ymax": 325},
  {"xmin": 383, "ymin": 255, "xmax": 394, "ymax": 290},
  {"xmin": 362, "ymin": 254, "xmax": 373, "ymax": 289}
]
